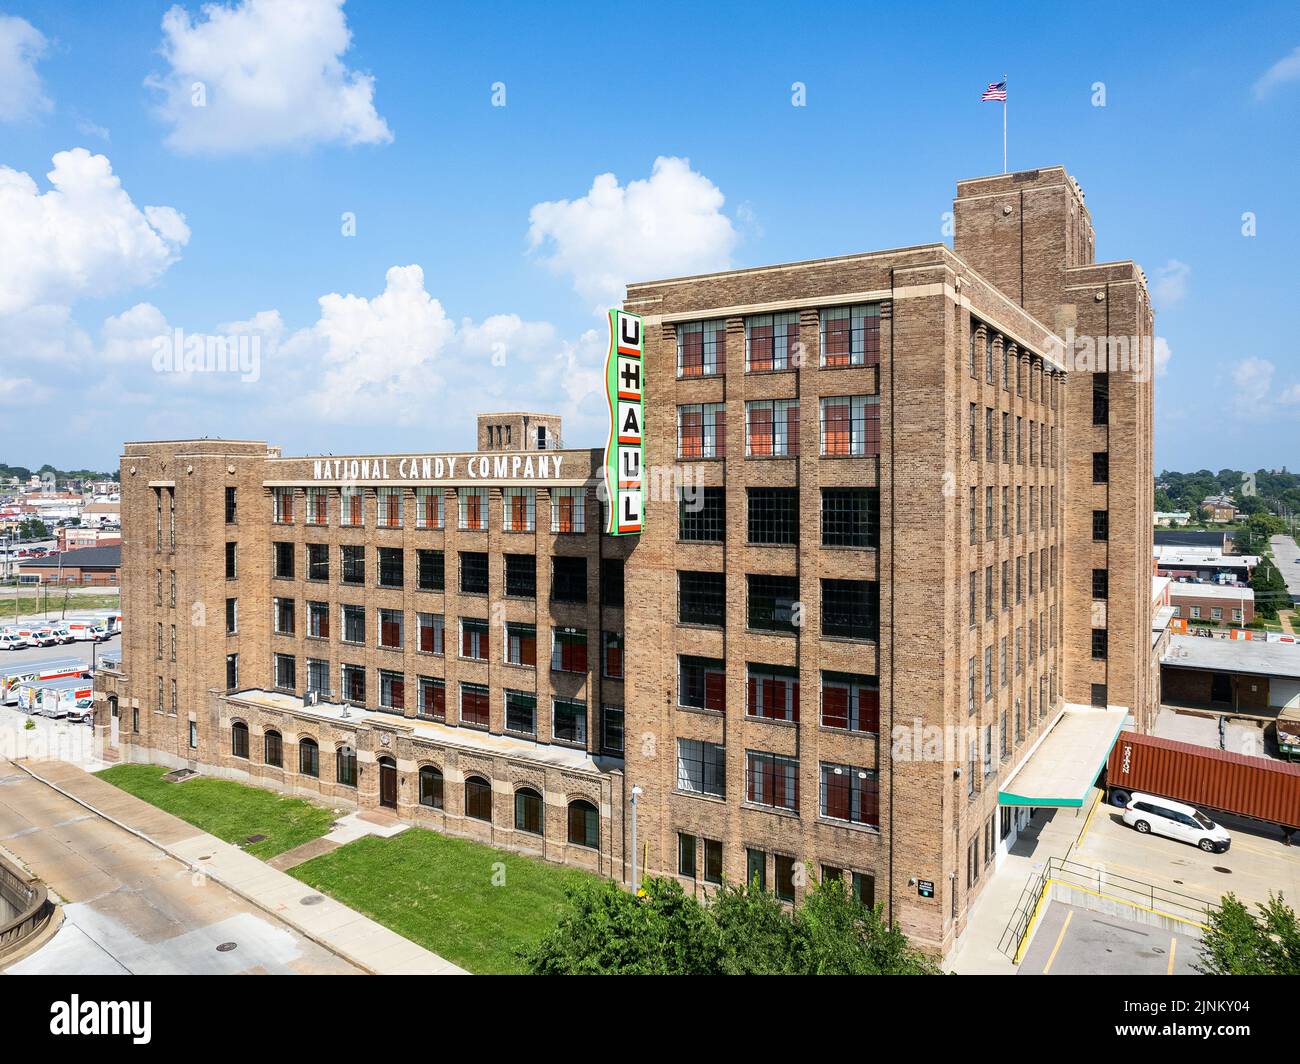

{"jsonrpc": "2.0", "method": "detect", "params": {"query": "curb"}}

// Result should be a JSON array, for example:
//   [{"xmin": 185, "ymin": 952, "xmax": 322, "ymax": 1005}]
[{"xmin": 10, "ymin": 760, "xmax": 391, "ymax": 975}]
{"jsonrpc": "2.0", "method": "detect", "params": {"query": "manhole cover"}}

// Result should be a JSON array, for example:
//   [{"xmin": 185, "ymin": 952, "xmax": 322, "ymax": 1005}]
[
  {"xmin": 216, "ymin": 942, "xmax": 237, "ymax": 952},
  {"xmin": 246, "ymin": 834, "xmax": 267, "ymax": 843},
  {"xmin": 300, "ymin": 894, "xmax": 325, "ymax": 906},
  {"xmin": 1213, "ymin": 866, "xmax": 1232, "ymax": 874}
]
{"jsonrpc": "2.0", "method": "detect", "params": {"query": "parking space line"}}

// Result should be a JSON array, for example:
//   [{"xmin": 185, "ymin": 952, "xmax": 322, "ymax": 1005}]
[
  {"xmin": 1042, "ymin": 910, "xmax": 1072, "ymax": 974},
  {"xmin": 1167, "ymin": 936, "xmax": 1176, "ymax": 975}
]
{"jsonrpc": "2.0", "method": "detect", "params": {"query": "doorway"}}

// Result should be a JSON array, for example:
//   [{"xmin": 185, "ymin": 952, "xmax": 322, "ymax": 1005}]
[
  {"xmin": 1210, "ymin": 672, "xmax": 1232, "ymax": 705},
  {"xmin": 379, "ymin": 756, "xmax": 398, "ymax": 809}
]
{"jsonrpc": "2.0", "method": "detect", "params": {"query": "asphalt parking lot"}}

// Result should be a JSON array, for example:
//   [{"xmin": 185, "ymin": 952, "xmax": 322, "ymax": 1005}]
[
  {"xmin": 1270, "ymin": 534, "xmax": 1300, "ymax": 602},
  {"xmin": 1019, "ymin": 901, "xmax": 1201, "ymax": 975},
  {"xmin": 0, "ymin": 632, "xmax": 119, "ymax": 672}
]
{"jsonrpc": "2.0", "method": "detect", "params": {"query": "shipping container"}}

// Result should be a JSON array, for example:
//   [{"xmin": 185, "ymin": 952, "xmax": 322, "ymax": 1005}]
[{"xmin": 1106, "ymin": 730, "xmax": 1300, "ymax": 835}]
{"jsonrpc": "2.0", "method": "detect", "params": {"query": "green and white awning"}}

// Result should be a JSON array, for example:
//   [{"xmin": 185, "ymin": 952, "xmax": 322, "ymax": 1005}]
[{"xmin": 998, "ymin": 705, "xmax": 1129, "ymax": 807}]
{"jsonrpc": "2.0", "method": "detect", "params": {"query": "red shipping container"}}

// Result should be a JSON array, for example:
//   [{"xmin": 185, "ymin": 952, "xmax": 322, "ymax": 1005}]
[{"xmin": 1106, "ymin": 730, "xmax": 1300, "ymax": 831}]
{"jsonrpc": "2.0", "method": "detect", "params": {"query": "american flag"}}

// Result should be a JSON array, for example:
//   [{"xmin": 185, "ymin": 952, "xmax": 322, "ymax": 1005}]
[{"xmin": 982, "ymin": 80, "xmax": 1007, "ymax": 101}]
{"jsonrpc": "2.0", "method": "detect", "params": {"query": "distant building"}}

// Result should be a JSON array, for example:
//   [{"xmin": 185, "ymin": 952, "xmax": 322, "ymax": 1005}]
[
  {"xmin": 81, "ymin": 501, "xmax": 121, "ymax": 528},
  {"xmin": 1200, "ymin": 494, "xmax": 1238, "ymax": 523},
  {"xmin": 57, "ymin": 526, "xmax": 123, "ymax": 552},
  {"xmin": 1154, "ymin": 544, "xmax": 1257, "ymax": 582},
  {"xmin": 1168, "ymin": 583, "xmax": 1254, "ymax": 627},
  {"xmin": 18, "ymin": 545, "xmax": 121, "ymax": 586},
  {"xmin": 1153, "ymin": 511, "xmax": 1190, "ymax": 526},
  {"xmin": 1161, "ymin": 634, "xmax": 1300, "ymax": 714}
]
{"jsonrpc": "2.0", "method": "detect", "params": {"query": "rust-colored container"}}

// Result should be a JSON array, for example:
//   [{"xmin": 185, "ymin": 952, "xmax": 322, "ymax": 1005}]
[{"xmin": 1106, "ymin": 730, "xmax": 1300, "ymax": 830}]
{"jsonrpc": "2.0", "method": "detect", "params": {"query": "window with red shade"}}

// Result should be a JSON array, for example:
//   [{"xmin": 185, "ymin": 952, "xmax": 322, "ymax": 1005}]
[
  {"xmin": 745, "ymin": 399, "xmax": 799, "ymax": 457},
  {"xmin": 459, "ymin": 487, "xmax": 486, "ymax": 530},
  {"xmin": 820, "ymin": 763, "xmax": 879, "ymax": 827},
  {"xmin": 418, "ymin": 676, "xmax": 445, "ymax": 721},
  {"xmin": 747, "ymin": 664, "xmax": 800, "ymax": 722},
  {"xmin": 820, "ymin": 672, "xmax": 880, "ymax": 733},
  {"xmin": 460, "ymin": 619, "xmax": 489, "ymax": 660},
  {"xmin": 602, "ymin": 631, "xmax": 624, "ymax": 679},
  {"xmin": 551, "ymin": 487, "xmax": 584, "ymax": 532},
  {"xmin": 460, "ymin": 683, "xmax": 490, "ymax": 728},
  {"xmin": 677, "ymin": 319, "xmax": 725, "ymax": 377},
  {"xmin": 677, "ymin": 403, "xmax": 726, "ymax": 459},
  {"xmin": 819, "ymin": 395, "xmax": 879, "ymax": 456},
  {"xmin": 551, "ymin": 627, "xmax": 588, "ymax": 673},
  {"xmin": 417, "ymin": 612, "xmax": 444, "ymax": 655},
  {"xmin": 745, "ymin": 311, "xmax": 799, "ymax": 372},
  {"xmin": 503, "ymin": 487, "xmax": 534, "ymax": 532},
  {"xmin": 746, "ymin": 750, "xmax": 799, "ymax": 811},
  {"xmin": 415, "ymin": 486, "xmax": 442, "ymax": 529},
  {"xmin": 820, "ymin": 304, "xmax": 880, "ymax": 367},
  {"xmin": 679, "ymin": 655, "xmax": 725, "ymax": 712},
  {"xmin": 377, "ymin": 487, "xmax": 403, "ymax": 528},
  {"xmin": 506, "ymin": 623, "xmax": 536, "ymax": 667},
  {"xmin": 273, "ymin": 487, "xmax": 294, "ymax": 524}
]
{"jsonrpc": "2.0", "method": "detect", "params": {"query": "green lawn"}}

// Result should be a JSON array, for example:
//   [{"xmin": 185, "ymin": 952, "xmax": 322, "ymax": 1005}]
[
  {"xmin": 289, "ymin": 827, "xmax": 595, "ymax": 974},
  {"xmin": 95, "ymin": 764, "xmax": 337, "ymax": 859}
]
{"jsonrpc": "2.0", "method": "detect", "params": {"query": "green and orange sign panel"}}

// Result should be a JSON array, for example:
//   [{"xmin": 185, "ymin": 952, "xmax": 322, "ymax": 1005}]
[{"xmin": 603, "ymin": 309, "xmax": 644, "ymax": 536}]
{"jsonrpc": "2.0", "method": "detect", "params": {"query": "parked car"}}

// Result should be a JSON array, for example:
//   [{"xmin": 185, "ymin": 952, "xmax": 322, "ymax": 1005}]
[
  {"xmin": 1121, "ymin": 792, "xmax": 1232, "ymax": 853},
  {"xmin": 0, "ymin": 633, "xmax": 28, "ymax": 651}
]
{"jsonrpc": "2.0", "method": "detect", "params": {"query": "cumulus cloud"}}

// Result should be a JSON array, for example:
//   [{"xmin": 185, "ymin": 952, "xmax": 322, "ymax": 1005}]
[
  {"xmin": 0, "ymin": 149, "xmax": 189, "ymax": 316},
  {"xmin": 146, "ymin": 0, "xmax": 392, "ymax": 153},
  {"xmin": 528, "ymin": 156, "xmax": 737, "ymax": 310},
  {"xmin": 0, "ymin": 15, "xmax": 51, "ymax": 122},
  {"xmin": 1149, "ymin": 259, "xmax": 1190, "ymax": 309},
  {"xmin": 1254, "ymin": 44, "xmax": 1300, "ymax": 100},
  {"xmin": 1229, "ymin": 356, "xmax": 1300, "ymax": 416}
]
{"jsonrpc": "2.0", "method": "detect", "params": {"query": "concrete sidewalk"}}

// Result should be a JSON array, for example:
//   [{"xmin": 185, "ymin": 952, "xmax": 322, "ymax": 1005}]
[{"xmin": 14, "ymin": 759, "xmax": 465, "ymax": 975}]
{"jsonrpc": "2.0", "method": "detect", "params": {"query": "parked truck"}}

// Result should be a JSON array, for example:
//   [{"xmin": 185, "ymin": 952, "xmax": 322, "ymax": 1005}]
[{"xmin": 1106, "ymin": 730, "xmax": 1300, "ymax": 844}]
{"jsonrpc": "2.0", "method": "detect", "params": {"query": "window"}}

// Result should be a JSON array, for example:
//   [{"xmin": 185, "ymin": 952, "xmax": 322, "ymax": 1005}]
[
  {"xmin": 677, "ymin": 319, "xmax": 725, "ymax": 377},
  {"xmin": 419, "ymin": 766, "xmax": 444, "ymax": 808},
  {"xmin": 273, "ymin": 487, "xmax": 294, "ymax": 524},
  {"xmin": 745, "ymin": 399, "xmax": 800, "ymax": 457},
  {"xmin": 1092, "ymin": 372, "xmax": 1109, "ymax": 425},
  {"xmin": 274, "ymin": 653, "xmax": 296, "ymax": 691},
  {"xmin": 273, "ymin": 541, "xmax": 294, "ymax": 579},
  {"xmin": 677, "ymin": 738, "xmax": 725, "ymax": 796},
  {"xmin": 568, "ymin": 800, "xmax": 599, "ymax": 849},
  {"xmin": 748, "ymin": 574, "xmax": 798, "ymax": 632},
  {"xmin": 986, "ymin": 487, "xmax": 994, "ymax": 540},
  {"xmin": 747, "ymin": 849, "xmax": 767, "ymax": 891},
  {"xmin": 459, "ymin": 487, "xmax": 487, "ymax": 530},
  {"xmin": 299, "ymin": 738, "xmax": 319, "ymax": 778},
  {"xmin": 984, "ymin": 646, "xmax": 993, "ymax": 700},
  {"xmin": 464, "ymin": 775, "xmax": 493, "ymax": 821},
  {"xmin": 551, "ymin": 627, "xmax": 587, "ymax": 672},
  {"xmin": 503, "ymin": 487, "xmax": 535, "ymax": 532},
  {"xmin": 306, "ymin": 543, "xmax": 329, "ymax": 581},
  {"xmin": 969, "ymin": 571, "xmax": 977, "ymax": 627},
  {"xmin": 461, "ymin": 619, "xmax": 489, "ymax": 660},
  {"xmin": 746, "ymin": 751, "xmax": 799, "ymax": 811},
  {"xmin": 969, "ymin": 322, "xmax": 980, "ymax": 377},
  {"xmin": 1092, "ymin": 568, "xmax": 1108, "ymax": 600},
  {"xmin": 505, "ymin": 553, "xmax": 536, "ymax": 598},
  {"xmin": 505, "ymin": 623, "xmax": 536, "ymax": 667},
  {"xmin": 225, "ymin": 597, "xmax": 238, "ymax": 635},
  {"xmin": 820, "ymin": 303, "xmax": 880, "ymax": 367},
  {"xmin": 678, "ymin": 833, "xmax": 697, "ymax": 878},
  {"xmin": 551, "ymin": 486, "xmax": 585, "ymax": 533},
  {"xmin": 264, "ymin": 730, "xmax": 282, "ymax": 767},
  {"xmin": 336, "ymin": 745, "xmax": 357, "ymax": 787},
  {"xmin": 273, "ymin": 597, "xmax": 295, "ymax": 635},
  {"xmin": 679, "ymin": 571, "xmax": 725, "ymax": 626},
  {"xmin": 340, "ymin": 486, "xmax": 364, "ymax": 527},
  {"xmin": 985, "ymin": 408, "xmax": 994, "ymax": 461},
  {"xmin": 677, "ymin": 402, "xmax": 726, "ymax": 458},
  {"xmin": 747, "ymin": 488, "xmax": 799, "ymax": 545},
  {"xmin": 553, "ymin": 698, "xmax": 587, "ymax": 745},
  {"xmin": 414, "ymin": 486, "xmax": 443, "ymax": 529},
  {"xmin": 225, "ymin": 541, "xmax": 237, "ymax": 579},
  {"xmin": 820, "ymin": 395, "xmax": 879, "ymax": 456},
  {"xmin": 342, "ymin": 604, "xmax": 365, "ymax": 644},
  {"xmin": 602, "ymin": 704, "xmax": 624, "ymax": 754},
  {"xmin": 417, "ymin": 549, "xmax": 444, "ymax": 591},
  {"xmin": 341, "ymin": 663, "xmax": 366, "ymax": 704},
  {"xmin": 552, "ymin": 556, "xmax": 587, "ymax": 603},
  {"xmin": 679, "ymin": 487, "xmax": 725, "ymax": 542},
  {"xmin": 679, "ymin": 655, "xmax": 725, "ymax": 712},
  {"xmin": 379, "ymin": 669, "xmax": 405, "ymax": 711},
  {"xmin": 341, "ymin": 545, "xmax": 365, "ymax": 585},
  {"xmin": 602, "ymin": 557, "xmax": 625, "ymax": 607},
  {"xmin": 1091, "ymin": 683, "xmax": 1108, "ymax": 708},
  {"xmin": 821, "ymin": 487, "xmax": 878, "ymax": 548},
  {"xmin": 515, "ymin": 788, "xmax": 544, "ymax": 835},
  {"xmin": 188, "ymin": 719, "xmax": 197, "ymax": 748},
  {"xmin": 1212, "ymin": 607, "xmax": 1222, "ymax": 621},
  {"xmin": 775, "ymin": 855, "xmax": 797, "ymax": 902},
  {"xmin": 704, "ymin": 839, "xmax": 723, "ymax": 884},
  {"xmin": 745, "ymin": 310, "xmax": 799, "ymax": 371},
  {"xmin": 460, "ymin": 682, "xmax": 490, "ymax": 728},
  {"xmin": 460, "ymin": 551, "xmax": 489, "ymax": 595},
  {"xmin": 225, "ymin": 653, "xmax": 238, "ymax": 689},
  {"xmin": 1093, "ymin": 451, "xmax": 1109, "ymax": 484},
  {"xmin": 747, "ymin": 664, "xmax": 800, "ymax": 722},
  {"xmin": 225, "ymin": 487, "xmax": 237, "ymax": 523},
  {"xmin": 378, "ymin": 547, "xmax": 404, "ymax": 589},
  {"xmin": 505, "ymin": 690, "xmax": 536, "ymax": 735},
  {"xmin": 822, "ymin": 579, "xmax": 877, "ymax": 640},
  {"xmin": 231, "ymin": 721, "xmax": 249, "ymax": 759},
  {"xmin": 377, "ymin": 486, "xmax": 403, "ymax": 528},
  {"xmin": 1092, "ymin": 510, "xmax": 1109, "ymax": 541},
  {"xmin": 821, "ymin": 672, "xmax": 879, "ymax": 733},
  {"xmin": 1091, "ymin": 629, "xmax": 1108, "ymax": 660},
  {"xmin": 969, "ymin": 487, "xmax": 977, "ymax": 545},
  {"xmin": 1002, "ymin": 412, "xmax": 1010, "ymax": 462}
]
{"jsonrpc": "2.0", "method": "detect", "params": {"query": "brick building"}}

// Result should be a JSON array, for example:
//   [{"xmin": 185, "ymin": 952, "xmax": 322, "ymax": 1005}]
[{"xmin": 95, "ymin": 164, "xmax": 1156, "ymax": 958}]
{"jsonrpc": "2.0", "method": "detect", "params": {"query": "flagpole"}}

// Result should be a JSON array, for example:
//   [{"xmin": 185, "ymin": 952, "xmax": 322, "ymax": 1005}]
[{"xmin": 1002, "ymin": 74, "xmax": 1008, "ymax": 174}]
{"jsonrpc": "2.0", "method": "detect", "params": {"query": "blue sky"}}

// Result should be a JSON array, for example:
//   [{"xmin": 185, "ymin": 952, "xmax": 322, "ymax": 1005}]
[{"xmin": 0, "ymin": 0, "xmax": 1297, "ymax": 473}]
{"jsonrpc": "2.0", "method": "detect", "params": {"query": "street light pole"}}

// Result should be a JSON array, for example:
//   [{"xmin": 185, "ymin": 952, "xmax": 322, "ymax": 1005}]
[{"xmin": 630, "ymin": 784, "xmax": 643, "ymax": 895}]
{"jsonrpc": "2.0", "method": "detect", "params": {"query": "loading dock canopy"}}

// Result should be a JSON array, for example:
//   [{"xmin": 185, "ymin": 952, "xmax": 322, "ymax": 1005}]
[{"xmin": 999, "ymin": 704, "xmax": 1129, "ymax": 807}]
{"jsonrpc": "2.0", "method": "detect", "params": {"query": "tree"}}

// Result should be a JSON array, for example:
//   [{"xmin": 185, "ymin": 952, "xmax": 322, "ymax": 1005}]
[
  {"xmin": 16, "ymin": 517, "xmax": 49, "ymax": 541},
  {"xmin": 1198, "ymin": 892, "xmax": 1300, "ymax": 975}
]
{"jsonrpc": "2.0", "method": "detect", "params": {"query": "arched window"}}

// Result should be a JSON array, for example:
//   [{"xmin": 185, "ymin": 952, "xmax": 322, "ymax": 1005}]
[
  {"xmin": 514, "ymin": 787, "xmax": 543, "ymax": 835},
  {"xmin": 567, "ymin": 799, "xmax": 598, "ymax": 849},
  {"xmin": 299, "ymin": 737, "xmax": 319, "ymax": 778},
  {"xmin": 419, "ymin": 766, "xmax": 444, "ymax": 809},
  {"xmin": 464, "ymin": 775, "xmax": 492, "ymax": 822},
  {"xmin": 264, "ymin": 729, "xmax": 283, "ymax": 767},
  {"xmin": 336, "ymin": 745, "xmax": 357, "ymax": 787},
  {"xmin": 231, "ymin": 721, "xmax": 249, "ymax": 759}
]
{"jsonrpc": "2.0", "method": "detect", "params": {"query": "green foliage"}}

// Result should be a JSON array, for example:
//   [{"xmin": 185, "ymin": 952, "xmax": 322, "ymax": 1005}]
[
  {"xmin": 16, "ymin": 518, "xmax": 50, "ymax": 541},
  {"xmin": 523, "ymin": 871, "xmax": 943, "ymax": 975},
  {"xmin": 1157, "ymin": 468, "xmax": 1300, "ymax": 526},
  {"xmin": 1250, "ymin": 558, "xmax": 1291, "ymax": 620},
  {"xmin": 1198, "ymin": 892, "xmax": 1300, "ymax": 975}
]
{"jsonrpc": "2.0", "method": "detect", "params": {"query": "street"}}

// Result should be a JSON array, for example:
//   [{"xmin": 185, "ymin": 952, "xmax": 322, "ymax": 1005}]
[{"xmin": 1269, "ymin": 534, "xmax": 1300, "ymax": 604}]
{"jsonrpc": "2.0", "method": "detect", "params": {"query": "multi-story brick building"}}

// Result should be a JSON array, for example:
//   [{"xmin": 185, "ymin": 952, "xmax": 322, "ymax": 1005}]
[{"xmin": 95, "ymin": 165, "xmax": 1156, "ymax": 958}]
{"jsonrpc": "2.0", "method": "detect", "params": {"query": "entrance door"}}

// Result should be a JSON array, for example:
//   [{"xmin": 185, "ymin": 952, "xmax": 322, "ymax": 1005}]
[
  {"xmin": 108, "ymin": 695, "xmax": 119, "ymax": 748},
  {"xmin": 379, "ymin": 757, "xmax": 398, "ymax": 809},
  {"xmin": 1210, "ymin": 673, "xmax": 1232, "ymax": 705}
]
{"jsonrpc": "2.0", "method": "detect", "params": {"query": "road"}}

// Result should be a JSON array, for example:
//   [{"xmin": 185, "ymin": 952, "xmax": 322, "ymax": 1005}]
[
  {"xmin": 1018, "ymin": 901, "xmax": 1200, "ymax": 975},
  {"xmin": 0, "ymin": 759, "xmax": 359, "ymax": 975},
  {"xmin": 1270, "ymin": 534, "xmax": 1300, "ymax": 604},
  {"xmin": 0, "ymin": 633, "xmax": 120, "ymax": 672}
]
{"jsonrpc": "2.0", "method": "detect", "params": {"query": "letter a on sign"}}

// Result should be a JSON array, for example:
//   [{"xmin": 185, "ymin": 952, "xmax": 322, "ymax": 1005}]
[{"xmin": 604, "ymin": 309, "xmax": 644, "ymax": 535}]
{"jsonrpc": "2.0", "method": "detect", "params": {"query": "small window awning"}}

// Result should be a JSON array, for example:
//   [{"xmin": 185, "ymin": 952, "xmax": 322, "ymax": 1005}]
[{"xmin": 998, "ymin": 704, "xmax": 1129, "ymax": 808}]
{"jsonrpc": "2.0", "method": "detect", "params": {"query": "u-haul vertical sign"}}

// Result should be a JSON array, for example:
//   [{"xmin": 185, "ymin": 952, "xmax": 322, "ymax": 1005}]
[{"xmin": 604, "ymin": 309, "xmax": 644, "ymax": 536}]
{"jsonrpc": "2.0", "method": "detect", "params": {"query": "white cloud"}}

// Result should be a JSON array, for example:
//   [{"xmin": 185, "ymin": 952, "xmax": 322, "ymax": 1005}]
[
  {"xmin": 1253, "ymin": 44, "xmax": 1300, "ymax": 100},
  {"xmin": 0, "ymin": 15, "xmax": 51, "ymax": 122},
  {"xmin": 1228, "ymin": 357, "xmax": 1300, "ymax": 416},
  {"xmin": 528, "ymin": 156, "xmax": 737, "ymax": 310},
  {"xmin": 0, "ymin": 149, "xmax": 189, "ymax": 316},
  {"xmin": 1149, "ymin": 259, "xmax": 1190, "ymax": 309},
  {"xmin": 147, "ymin": 0, "xmax": 392, "ymax": 153},
  {"xmin": 1153, "ymin": 336, "xmax": 1172, "ymax": 378}
]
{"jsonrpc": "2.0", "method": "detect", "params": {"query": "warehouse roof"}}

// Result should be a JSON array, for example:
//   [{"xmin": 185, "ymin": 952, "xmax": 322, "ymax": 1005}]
[
  {"xmin": 1167, "ymin": 583, "xmax": 1255, "ymax": 602},
  {"xmin": 1161, "ymin": 633, "xmax": 1300, "ymax": 680},
  {"xmin": 18, "ymin": 545, "xmax": 121, "ymax": 569}
]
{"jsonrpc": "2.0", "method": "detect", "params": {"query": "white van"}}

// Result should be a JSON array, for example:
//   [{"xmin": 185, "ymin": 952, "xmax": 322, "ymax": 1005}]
[
  {"xmin": 0, "ymin": 633, "xmax": 28, "ymax": 652},
  {"xmin": 1121, "ymin": 792, "xmax": 1232, "ymax": 853}
]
